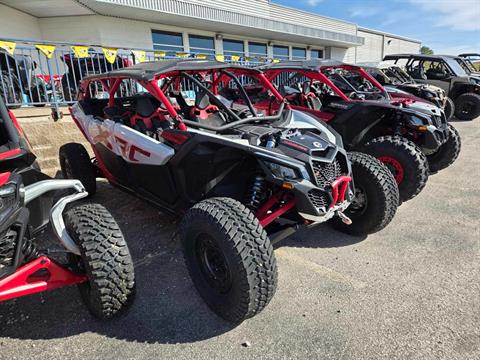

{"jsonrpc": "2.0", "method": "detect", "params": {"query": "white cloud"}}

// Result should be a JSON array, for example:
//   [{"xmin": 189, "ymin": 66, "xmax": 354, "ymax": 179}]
[
  {"xmin": 303, "ymin": 0, "xmax": 323, "ymax": 6},
  {"xmin": 410, "ymin": 0, "xmax": 480, "ymax": 31},
  {"xmin": 349, "ymin": 6, "xmax": 382, "ymax": 18}
]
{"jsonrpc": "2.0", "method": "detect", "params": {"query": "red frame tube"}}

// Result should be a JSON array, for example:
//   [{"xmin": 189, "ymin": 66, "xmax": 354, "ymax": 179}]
[
  {"xmin": 330, "ymin": 175, "xmax": 352, "ymax": 208},
  {"xmin": 0, "ymin": 256, "xmax": 87, "ymax": 302},
  {"xmin": 256, "ymin": 193, "xmax": 296, "ymax": 228}
]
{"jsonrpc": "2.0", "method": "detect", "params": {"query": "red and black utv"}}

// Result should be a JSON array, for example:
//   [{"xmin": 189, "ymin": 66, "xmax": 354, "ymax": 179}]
[
  {"xmin": 261, "ymin": 60, "xmax": 461, "ymax": 202},
  {"xmin": 61, "ymin": 59, "xmax": 398, "ymax": 323},
  {"xmin": 0, "ymin": 96, "xmax": 135, "ymax": 319}
]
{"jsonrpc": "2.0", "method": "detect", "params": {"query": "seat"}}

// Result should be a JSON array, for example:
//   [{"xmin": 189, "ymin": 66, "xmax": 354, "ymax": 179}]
[{"xmin": 130, "ymin": 95, "xmax": 169, "ymax": 138}]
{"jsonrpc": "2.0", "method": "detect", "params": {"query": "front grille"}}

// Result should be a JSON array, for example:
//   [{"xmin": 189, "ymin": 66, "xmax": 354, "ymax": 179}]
[
  {"xmin": 308, "ymin": 189, "xmax": 330, "ymax": 211},
  {"xmin": 0, "ymin": 229, "xmax": 17, "ymax": 270},
  {"xmin": 311, "ymin": 159, "xmax": 343, "ymax": 189}
]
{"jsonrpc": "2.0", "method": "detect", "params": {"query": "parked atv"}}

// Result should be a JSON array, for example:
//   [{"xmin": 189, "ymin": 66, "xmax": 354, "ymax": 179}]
[
  {"xmin": 0, "ymin": 96, "xmax": 135, "ymax": 319},
  {"xmin": 0, "ymin": 49, "xmax": 48, "ymax": 108},
  {"xmin": 384, "ymin": 54, "xmax": 480, "ymax": 121},
  {"xmin": 361, "ymin": 63, "xmax": 454, "ymax": 120},
  {"xmin": 62, "ymin": 59, "xmax": 398, "ymax": 323},
  {"xmin": 262, "ymin": 60, "xmax": 461, "ymax": 201},
  {"xmin": 61, "ymin": 53, "xmax": 132, "ymax": 102}
]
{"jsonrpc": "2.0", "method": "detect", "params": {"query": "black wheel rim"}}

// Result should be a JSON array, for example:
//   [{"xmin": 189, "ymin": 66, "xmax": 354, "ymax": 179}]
[
  {"xmin": 460, "ymin": 101, "xmax": 474, "ymax": 115},
  {"xmin": 195, "ymin": 234, "xmax": 232, "ymax": 294},
  {"xmin": 349, "ymin": 186, "xmax": 367, "ymax": 214}
]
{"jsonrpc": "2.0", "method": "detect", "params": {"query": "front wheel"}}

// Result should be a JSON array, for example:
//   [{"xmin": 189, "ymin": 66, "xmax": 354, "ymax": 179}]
[
  {"xmin": 362, "ymin": 136, "xmax": 429, "ymax": 202},
  {"xmin": 331, "ymin": 152, "xmax": 399, "ymax": 235},
  {"xmin": 64, "ymin": 203, "xmax": 135, "ymax": 319},
  {"xmin": 454, "ymin": 93, "xmax": 480, "ymax": 121},
  {"xmin": 59, "ymin": 142, "xmax": 96, "ymax": 196},
  {"xmin": 427, "ymin": 124, "xmax": 461, "ymax": 173},
  {"xmin": 180, "ymin": 197, "xmax": 277, "ymax": 323}
]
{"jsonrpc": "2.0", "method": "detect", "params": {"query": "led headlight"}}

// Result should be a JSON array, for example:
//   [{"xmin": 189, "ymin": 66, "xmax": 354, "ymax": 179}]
[{"xmin": 265, "ymin": 162, "xmax": 299, "ymax": 180}]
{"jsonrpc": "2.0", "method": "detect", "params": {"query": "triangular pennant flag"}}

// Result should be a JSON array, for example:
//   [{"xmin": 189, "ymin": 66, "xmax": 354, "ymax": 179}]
[
  {"xmin": 272, "ymin": 59, "xmax": 281, "ymax": 63},
  {"xmin": 154, "ymin": 51, "xmax": 166, "ymax": 58},
  {"xmin": 195, "ymin": 53, "xmax": 207, "ymax": 59},
  {"xmin": 132, "ymin": 50, "xmax": 146, "ymax": 63},
  {"xmin": 102, "ymin": 47, "xmax": 117, "ymax": 64},
  {"xmin": 231, "ymin": 55, "xmax": 240, "ymax": 62},
  {"xmin": 0, "ymin": 41, "xmax": 16, "ymax": 55},
  {"xmin": 36, "ymin": 44, "xmax": 56, "ymax": 59},
  {"xmin": 176, "ymin": 52, "xmax": 189, "ymax": 58},
  {"xmin": 215, "ymin": 54, "xmax": 225, "ymax": 62},
  {"xmin": 71, "ymin": 46, "xmax": 89, "ymax": 58}
]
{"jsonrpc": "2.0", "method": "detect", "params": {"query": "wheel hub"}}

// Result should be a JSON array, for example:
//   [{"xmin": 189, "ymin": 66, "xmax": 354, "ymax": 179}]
[{"xmin": 378, "ymin": 156, "xmax": 404, "ymax": 185}]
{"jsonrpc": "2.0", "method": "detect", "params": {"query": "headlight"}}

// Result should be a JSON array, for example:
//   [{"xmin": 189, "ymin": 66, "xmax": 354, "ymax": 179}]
[
  {"xmin": 408, "ymin": 115, "xmax": 428, "ymax": 127},
  {"xmin": 265, "ymin": 162, "xmax": 299, "ymax": 179}
]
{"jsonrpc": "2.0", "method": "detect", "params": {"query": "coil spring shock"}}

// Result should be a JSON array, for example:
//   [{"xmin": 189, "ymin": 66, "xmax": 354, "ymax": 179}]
[
  {"xmin": 22, "ymin": 238, "xmax": 40, "ymax": 263},
  {"xmin": 246, "ymin": 172, "xmax": 267, "ymax": 211}
]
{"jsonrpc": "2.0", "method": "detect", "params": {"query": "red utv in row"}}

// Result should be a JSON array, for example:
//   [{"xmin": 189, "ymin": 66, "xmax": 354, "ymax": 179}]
[
  {"xmin": 261, "ymin": 60, "xmax": 461, "ymax": 202},
  {"xmin": 60, "ymin": 59, "xmax": 399, "ymax": 323},
  {"xmin": 0, "ymin": 96, "xmax": 135, "ymax": 319}
]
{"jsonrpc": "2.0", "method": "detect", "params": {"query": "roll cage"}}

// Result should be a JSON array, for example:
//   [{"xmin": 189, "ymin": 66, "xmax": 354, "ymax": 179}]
[{"xmin": 79, "ymin": 61, "xmax": 287, "ymax": 133}]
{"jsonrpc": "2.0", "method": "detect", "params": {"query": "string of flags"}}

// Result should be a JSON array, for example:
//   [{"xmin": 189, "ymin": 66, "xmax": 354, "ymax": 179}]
[{"xmin": 0, "ymin": 40, "xmax": 280, "ymax": 63}]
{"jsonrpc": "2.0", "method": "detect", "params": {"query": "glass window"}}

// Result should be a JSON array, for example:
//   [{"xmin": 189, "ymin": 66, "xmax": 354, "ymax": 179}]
[
  {"xmin": 292, "ymin": 47, "xmax": 306, "ymax": 59},
  {"xmin": 273, "ymin": 45, "xmax": 289, "ymax": 60},
  {"xmin": 223, "ymin": 39, "xmax": 244, "ymax": 56},
  {"xmin": 249, "ymin": 42, "xmax": 267, "ymax": 58},
  {"xmin": 189, "ymin": 35, "xmax": 215, "ymax": 56},
  {"xmin": 152, "ymin": 30, "xmax": 184, "ymax": 55},
  {"xmin": 311, "ymin": 49, "xmax": 324, "ymax": 59}
]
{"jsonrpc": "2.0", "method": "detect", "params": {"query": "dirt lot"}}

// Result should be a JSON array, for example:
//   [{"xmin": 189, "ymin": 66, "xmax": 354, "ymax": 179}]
[{"xmin": 0, "ymin": 118, "xmax": 479, "ymax": 360}]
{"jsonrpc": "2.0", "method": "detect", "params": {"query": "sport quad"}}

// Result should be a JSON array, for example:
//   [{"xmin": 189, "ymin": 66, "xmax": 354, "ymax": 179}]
[
  {"xmin": 360, "ymin": 63, "xmax": 455, "ymax": 121},
  {"xmin": 0, "ymin": 96, "xmax": 135, "ymax": 319},
  {"xmin": 262, "ymin": 60, "xmax": 461, "ymax": 201},
  {"xmin": 62, "ymin": 59, "xmax": 398, "ymax": 323},
  {"xmin": 384, "ymin": 54, "xmax": 480, "ymax": 121}
]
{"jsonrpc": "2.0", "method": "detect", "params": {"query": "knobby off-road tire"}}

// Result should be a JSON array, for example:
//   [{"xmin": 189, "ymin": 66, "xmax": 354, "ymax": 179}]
[
  {"xmin": 180, "ymin": 197, "xmax": 277, "ymax": 324},
  {"xmin": 444, "ymin": 97, "xmax": 455, "ymax": 121},
  {"xmin": 454, "ymin": 93, "xmax": 480, "ymax": 121},
  {"xmin": 64, "ymin": 203, "xmax": 135, "ymax": 319},
  {"xmin": 427, "ymin": 124, "xmax": 461, "ymax": 173},
  {"xmin": 331, "ymin": 152, "xmax": 399, "ymax": 235},
  {"xmin": 362, "ymin": 136, "xmax": 429, "ymax": 203},
  {"xmin": 59, "ymin": 142, "xmax": 97, "ymax": 196}
]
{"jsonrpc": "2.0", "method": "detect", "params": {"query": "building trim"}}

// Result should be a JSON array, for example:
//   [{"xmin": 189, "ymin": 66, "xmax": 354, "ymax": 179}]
[{"xmin": 358, "ymin": 27, "xmax": 421, "ymax": 44}]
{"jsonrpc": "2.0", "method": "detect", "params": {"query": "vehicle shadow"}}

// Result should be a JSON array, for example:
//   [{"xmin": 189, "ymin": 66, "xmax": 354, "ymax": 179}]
[{"xmin": 0, "ymin": 181, "xmax": 364, "ymax": 343}]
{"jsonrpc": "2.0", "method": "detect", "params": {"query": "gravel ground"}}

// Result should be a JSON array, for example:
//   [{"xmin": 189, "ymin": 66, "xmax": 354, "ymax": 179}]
[{"xmin": 0, "ymin": 118, "xmax": 479, "ymax": 360}]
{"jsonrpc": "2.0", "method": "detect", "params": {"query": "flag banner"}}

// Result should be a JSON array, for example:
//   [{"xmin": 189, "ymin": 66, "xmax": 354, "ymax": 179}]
[
  {"xmin": 272, "ymin": 59, "xmax": 281, "ymax": 63},
  {"xmin": 71, "ymin": 46, "xmax": 89, "ymax": 58},
  {"xmin": 154, "ymin": 51, "xmax": 166, "ymax": 58},
  {"xmin": 176, "ymin": 52, "xmax": 189, "ymax": 58},
  {"xmin": 35, "ymin": 44, "xmax": 56, "ymax": 58},
  {"xmin": 132, "ymin": 50, "xmax": 146, "ymax": 63},
  {"xmin": 215, "ymin": 54, "xmax": 225, "ymax": 62},
  {"xmin": 195, "ymin": 53, "xmax": 207, "ymax": 59},
  {"xmin": 231, "ymin": 55, "xmax": 240, "ymax": 62},
  {"xmin": 0, "ymin": 41, "xmax": 16, "ymax": 55},
  {"xmin": 102, "ymin": 47, "xmax": 117, "ymax": 64}
]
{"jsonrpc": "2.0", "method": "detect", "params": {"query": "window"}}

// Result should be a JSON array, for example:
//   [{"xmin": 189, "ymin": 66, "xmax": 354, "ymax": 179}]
[
  {"xmin": 273, "ymin": 45, "xmax": 289, "ymax": 60},
  {"xmin": 152, "ymin": 30, "xmax": 184, "ymax": 55},
  {"xmin": 223, "ymin": 39, "xmax": 244, "ymax": 57},
  {"xmin": 292, "ymin": 47, "xmax": 306, "ymax": 60},
  {"xmin": 249, "ymin": 42, "xmax": 267, "ymax": 58},
  {"xmin": 311, "ymin": 49, "xmax": 324, "ymax": 59},
  {"xmin": 189, "ymin": 35, "xmax": 215, "ymax": 57}
]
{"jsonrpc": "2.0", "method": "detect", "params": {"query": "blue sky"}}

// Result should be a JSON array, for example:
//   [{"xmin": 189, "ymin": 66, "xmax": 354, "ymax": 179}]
[{"xmin": 273, "ymin": 0, "xmax": 480, "ymax": 54}]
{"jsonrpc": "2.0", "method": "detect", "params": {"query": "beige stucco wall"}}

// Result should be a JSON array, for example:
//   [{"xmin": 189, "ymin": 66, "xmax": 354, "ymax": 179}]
[{"xmin": 0, "ymin": 3, "xmax": 41, "ymax": 39}]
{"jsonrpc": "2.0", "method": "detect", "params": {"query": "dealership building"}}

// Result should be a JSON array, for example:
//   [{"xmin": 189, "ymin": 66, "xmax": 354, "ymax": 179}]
[{"xmin": 0, "ymin": 0, "xmax": 421, "ymax": 63}]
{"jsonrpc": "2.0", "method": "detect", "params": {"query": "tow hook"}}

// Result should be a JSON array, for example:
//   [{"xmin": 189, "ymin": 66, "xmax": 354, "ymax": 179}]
[{"xmin": 337, "ymin": 211, "xmax": 352, "ymax": 225}]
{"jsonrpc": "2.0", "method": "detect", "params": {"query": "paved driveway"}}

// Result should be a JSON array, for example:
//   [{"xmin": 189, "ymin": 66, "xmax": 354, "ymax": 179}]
[{"xmin": 1, "ymin": 118, "xmax": 479, "ymax": 360}]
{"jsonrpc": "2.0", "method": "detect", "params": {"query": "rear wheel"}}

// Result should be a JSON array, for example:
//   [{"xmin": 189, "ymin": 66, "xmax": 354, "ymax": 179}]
[
  {"xmin": 64, "ymin": 203, "xmax": 135, "ymax": 319},
  {"xmin": 444, "ymin": 97, "xmax": 455, "ymax": 121},
  {"xmin": 59, "ymin": 143, "xmax": 96, "ymax": 196},
  {"xmin": 454, "ymin": 93, "xmax": 480, "ymax": 121},
  {"xmin": 331, "ymin": 152, "xmax": 399, "ymax": 235},
  {"xmin": 427, "ymin": 124, "xmax": 461, "ymax": 173},
  {"xmin": 180, "ymin": 197, "xmax": 277, "ymax": 323},
  {"xmin": 362, "ymin": 136, "xmax": 429, "ymax": 202}
]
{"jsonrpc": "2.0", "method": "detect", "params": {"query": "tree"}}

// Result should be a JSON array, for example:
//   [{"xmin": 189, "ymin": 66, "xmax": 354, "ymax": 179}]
[{"xmin": 420, "ymin": 46, "xmax": 434, "ymax": 55}]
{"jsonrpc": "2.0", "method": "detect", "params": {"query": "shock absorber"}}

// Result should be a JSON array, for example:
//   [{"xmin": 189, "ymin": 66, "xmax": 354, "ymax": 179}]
[
  {"xmin": 246, "ymin": 172, "xmax": 267, "ymax": 211},
  {"xmin": 22, "ymin": 238, "xmax": 41, "ymax": 263}
]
